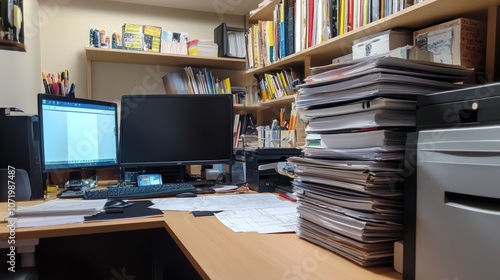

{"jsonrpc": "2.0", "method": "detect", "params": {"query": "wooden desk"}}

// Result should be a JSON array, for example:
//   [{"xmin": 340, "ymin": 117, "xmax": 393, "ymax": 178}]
[
  {"xmin": 0, "ymin": 200, "xmax": 402, "ymax": 279},
  {"xmin": 164, "ymin": 211, "xmax": 401, "ymax": 280}
]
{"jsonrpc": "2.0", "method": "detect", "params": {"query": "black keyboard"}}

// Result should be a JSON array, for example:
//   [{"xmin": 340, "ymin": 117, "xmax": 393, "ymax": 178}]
[{"xmin": 83, "ymin": 182, "xmax": 196, "ymax": 199}]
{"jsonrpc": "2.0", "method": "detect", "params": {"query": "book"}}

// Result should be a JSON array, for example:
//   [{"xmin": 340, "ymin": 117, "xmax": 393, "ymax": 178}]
[
  {"xmin": 122, "ymin": 23, "xmax": 144, "ymax": 51},
  {"xmin": 160, "ymin": 31, "xmax": 189, "ymax": 54},
  {"xmin": 233, "ymin": 113, "xmax": 241, "ymax": 148},
  {"xmin": 143, "ymin": 25, "xmax": 161, "ymax": 52},
  {"xmin": 162, "ymin": 72, "xmax": 190, "ymax": 94}
]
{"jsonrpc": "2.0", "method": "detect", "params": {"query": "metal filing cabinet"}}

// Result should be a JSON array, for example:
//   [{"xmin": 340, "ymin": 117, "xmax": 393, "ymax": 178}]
[{"xmin": 405, "ymin": 82, "xmax": 500, "ymax": 279}]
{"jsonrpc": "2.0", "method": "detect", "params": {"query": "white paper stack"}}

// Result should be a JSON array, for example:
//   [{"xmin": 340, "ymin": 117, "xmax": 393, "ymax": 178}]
[
  {"xmin": 289, "ymin": 56, "xmax": 473, "ymax": 266},
  {"xmin": 12, "ymin": 199, "xmax": 108, "ymax": 228}
]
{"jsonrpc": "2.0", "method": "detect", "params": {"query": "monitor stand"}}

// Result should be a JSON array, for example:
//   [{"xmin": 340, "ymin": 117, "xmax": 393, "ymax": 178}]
[{"xmin": 68, "ymin": 171, "xmax": 82, "ymax": 181}]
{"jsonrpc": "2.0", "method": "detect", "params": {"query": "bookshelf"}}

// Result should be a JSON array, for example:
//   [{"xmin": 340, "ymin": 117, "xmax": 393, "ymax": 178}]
[
  {"xmin": 242, "ymin": 0, "xmax": 500, "ymax": 145},
  {"xmin": 84, "ymin": 47, "xmax": 246, "ymax": 98},
  {"xmin": 246, "ymin": 0, "xmax": 500, "ymax": 80}
]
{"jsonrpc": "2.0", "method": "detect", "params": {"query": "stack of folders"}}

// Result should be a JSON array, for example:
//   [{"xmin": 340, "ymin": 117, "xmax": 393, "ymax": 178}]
[
  {"xmin": 12, "ymin": 199, "xmax": 108, "ymax": 228},
  {"xmin": 288, "ymin": 55, "xmax": 474, "ymax": 266}
]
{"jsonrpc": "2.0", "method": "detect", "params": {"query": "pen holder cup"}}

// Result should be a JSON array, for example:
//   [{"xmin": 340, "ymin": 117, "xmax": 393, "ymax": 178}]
[{"xmin": 258, "ymin": 130, "xmax": 296, "ymax": 148}]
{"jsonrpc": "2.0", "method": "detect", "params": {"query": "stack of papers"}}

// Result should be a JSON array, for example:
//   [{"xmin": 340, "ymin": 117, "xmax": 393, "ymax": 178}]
[
  {"xmin": 13, "ymin": 199, "xmax": 107, "ymax": 228},
  {"xmin": 288, "ymin": 56, "xmax": 473, "ymax": 266},
  {"xmin": 151, "ymin": 193, "xmax": 298, "ymax": 233}
]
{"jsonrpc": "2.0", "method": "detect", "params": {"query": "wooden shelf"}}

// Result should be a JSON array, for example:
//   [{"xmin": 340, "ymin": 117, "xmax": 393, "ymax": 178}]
[
  {"xmin": 85, "ymin": 47, "xmax": 247, "ymax": 98},
  {"xmin": 245, "ymin": 0, "xmax": 500, "ymax": 78},
  {"xmin": 0, "ymin": 39, "xmax": 25, "ymax": 52},
  {"xmin": 248, "ymin": 0, "xmax": 279, "ymax": 21},
  {"xmin": 234, "ymin": 94, "xmax": 296, "ymax": 112},
  {"xmin": 85, "ymin": 47, "xmax": 246, "ymax": 70}
]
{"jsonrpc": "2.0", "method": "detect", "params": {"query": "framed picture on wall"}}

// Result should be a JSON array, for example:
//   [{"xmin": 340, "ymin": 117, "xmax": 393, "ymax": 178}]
[{"xmin": 0, "ymin": 0, "xmax": 25, "ymax": 52}]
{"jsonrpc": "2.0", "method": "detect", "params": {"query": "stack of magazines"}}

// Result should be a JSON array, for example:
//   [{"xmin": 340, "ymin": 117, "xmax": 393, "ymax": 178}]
[{"xmin": 288, "ymin": 56, "xmax": 474, "ymax": 266}]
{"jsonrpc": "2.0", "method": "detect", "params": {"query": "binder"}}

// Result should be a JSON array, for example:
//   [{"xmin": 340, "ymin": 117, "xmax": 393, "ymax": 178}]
[{"xmin": 214, "ymin": 22, "xmax": 246, "ymax": 58}]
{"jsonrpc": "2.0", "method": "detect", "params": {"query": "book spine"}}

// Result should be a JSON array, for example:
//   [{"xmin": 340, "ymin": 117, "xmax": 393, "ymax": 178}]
[{"xmin": 287, "ymin": 0, "xmax": 295, "ymax": 56}]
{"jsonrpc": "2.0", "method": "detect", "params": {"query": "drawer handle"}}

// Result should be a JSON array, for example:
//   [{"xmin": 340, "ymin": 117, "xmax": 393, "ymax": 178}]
[{"xmin": 444, "ymin": 191, "xmax": 500, "ymax": 215}]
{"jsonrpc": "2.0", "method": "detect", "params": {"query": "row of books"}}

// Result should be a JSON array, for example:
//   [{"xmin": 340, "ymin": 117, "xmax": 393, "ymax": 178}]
[
  {"xmin": 255, "ymin": 68, "xmax": 301, "ymax": 101},
  {"xmin": 233, "ymin": 113, "xmax": 256, "ymax": 148},
  {"xmin": 247, "ymin": 0, "xmax": 425, "ymax": 68},
  {"xmin": 120, "ymin": 23, "xmax": 189, "ymax": 54},
  {"xmin": 289, "ymin": 55, "xmax": 472, "ymax": 266},
  {"xmin": 232, "ymin": 87, "xmax": 247, "ymax": 105},
  {"xmin": 162, "ymin": 67, "xmax": 232, "ymax": 94}
]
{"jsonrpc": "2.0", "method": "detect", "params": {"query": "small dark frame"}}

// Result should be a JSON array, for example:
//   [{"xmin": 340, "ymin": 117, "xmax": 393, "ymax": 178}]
[{"xmin": 0, "ymin": 0, "xmax": 25, "ymax": 52}]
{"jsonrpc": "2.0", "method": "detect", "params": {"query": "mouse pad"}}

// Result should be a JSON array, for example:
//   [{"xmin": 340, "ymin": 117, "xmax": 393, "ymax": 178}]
[{"xmin": 84, "ymin": 200, "xmax": 163, "ymax": 222}]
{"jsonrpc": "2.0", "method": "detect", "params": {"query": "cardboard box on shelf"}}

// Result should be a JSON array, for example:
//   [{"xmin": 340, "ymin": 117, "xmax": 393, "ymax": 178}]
[
  {"xmin": 352, "ymin": 29, "xmax": 413, "ymax": 59},
  {"xmin": 413, "ymin": 18, "xmax": 486, "ymax": 71}
]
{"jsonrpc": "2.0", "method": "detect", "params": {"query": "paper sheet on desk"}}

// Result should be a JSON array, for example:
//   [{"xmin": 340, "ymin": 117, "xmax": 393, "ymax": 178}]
[
  {"xmin": 214, "ymin": 207, "xmax": 299, "ymax": 233},
  {"xmin": 14, "ymin": 199, "xmax": 108, "ymax": 217},
  {"xmin": 14, "ymin": 215, "xmax": 85, "ymax": 228},
  {"xmin": 151, "ymin": 193, "xmax": 295, "ymax": 211}
]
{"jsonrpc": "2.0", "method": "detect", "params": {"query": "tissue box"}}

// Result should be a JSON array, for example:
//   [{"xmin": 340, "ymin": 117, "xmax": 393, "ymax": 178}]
[{"xmin": 413, "ymin": 18, "xmax": 486, "ymax": 71}]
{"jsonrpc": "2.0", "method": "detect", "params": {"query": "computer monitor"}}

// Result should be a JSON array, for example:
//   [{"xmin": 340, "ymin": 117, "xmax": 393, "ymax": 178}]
[
  {"xmin": 119, "ymin": 94, "xmax": 233, "ymax": 172},
  {"xmin": 37, "ymin": 94, "xmax": 119, "ymax": 174}
]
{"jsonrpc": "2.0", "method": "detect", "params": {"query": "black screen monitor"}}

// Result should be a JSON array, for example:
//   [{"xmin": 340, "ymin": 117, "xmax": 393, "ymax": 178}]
[
  {"xmin": 119, "ymin": 94, "xmax": 233, "ymax": 169},
  {"xmin": 37, "ymin": 94, "xmax": 119, "ymax": 173}
]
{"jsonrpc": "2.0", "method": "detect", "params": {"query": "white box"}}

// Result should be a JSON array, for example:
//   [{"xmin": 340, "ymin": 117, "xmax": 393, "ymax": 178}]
[{"xmin": 352, "ymin": 29, "xmax": 413, "ymax": 59}]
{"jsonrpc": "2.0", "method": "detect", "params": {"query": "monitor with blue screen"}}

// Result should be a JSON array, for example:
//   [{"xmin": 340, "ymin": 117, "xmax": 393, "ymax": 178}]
[{"xmin": 37, "ymin": 94, "xmax": 119, "ymax": 174}]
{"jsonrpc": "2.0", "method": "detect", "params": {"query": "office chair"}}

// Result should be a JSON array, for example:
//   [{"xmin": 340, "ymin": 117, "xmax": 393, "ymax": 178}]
[{"xmin": 0, "ymin": 168, "xmax": 32, "ymax": 202}]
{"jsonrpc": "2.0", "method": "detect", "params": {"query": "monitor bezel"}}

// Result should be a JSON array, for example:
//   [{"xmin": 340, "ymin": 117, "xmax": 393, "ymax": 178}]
[
  {"xmin": 37, "ymin": 93, "xmax": 119, "ymax": 172},
  {"xmin": 119, "ymin": 94, "xmax": 234, "ymax": 168}
]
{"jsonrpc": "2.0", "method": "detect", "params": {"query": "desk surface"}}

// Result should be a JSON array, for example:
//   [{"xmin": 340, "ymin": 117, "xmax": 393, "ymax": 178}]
[{"xmin": 0, "ymin": 199, "xmax": 401, "ymax": 280}]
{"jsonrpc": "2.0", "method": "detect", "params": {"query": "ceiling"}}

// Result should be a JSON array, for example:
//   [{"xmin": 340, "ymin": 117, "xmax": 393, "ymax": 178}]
[{"xmin": 107, "ymin": 0, "xmax": 263, "ymax": 16}]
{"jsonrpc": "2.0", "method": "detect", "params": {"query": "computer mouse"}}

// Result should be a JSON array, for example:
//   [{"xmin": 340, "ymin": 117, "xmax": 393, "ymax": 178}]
[
  {"xmin": 104, "ymin": 199, "xmax": 133, "ymax": 208},
  {"xmin": 176, "ymin": 192, "xmax": 197, "ymax": 198}
]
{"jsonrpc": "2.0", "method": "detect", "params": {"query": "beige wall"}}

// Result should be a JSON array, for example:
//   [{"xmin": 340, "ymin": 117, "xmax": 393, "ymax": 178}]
[
  {"xmin": 0, "ymin": 0, "xmax": 41, "ymax": 114},
  {"xmin": 39, "ymin": 0, "xmax": 245, "ymax": 105}
]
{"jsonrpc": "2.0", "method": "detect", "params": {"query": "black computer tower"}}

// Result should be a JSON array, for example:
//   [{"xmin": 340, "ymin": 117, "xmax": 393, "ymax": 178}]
[
  {"xmin": 244, "ymin": 148, "xmax": 302, "ymax": 192},
  {"xmin": 0, "ymin": 114, "xmax": 44, "ymax": 199}
]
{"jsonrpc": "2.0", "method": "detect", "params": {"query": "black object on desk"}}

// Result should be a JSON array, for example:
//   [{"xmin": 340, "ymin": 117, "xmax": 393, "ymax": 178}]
[
  {"xmin": 83, "ymin": 182, "xmax": 196, "ymax": 199},
  {"xmin": 85, "ymin": 200, "xmax": 162, "ymax": 222},
  {"xmin": 244, "ymin": 148, "xmax": 302, "ymax": 192}
]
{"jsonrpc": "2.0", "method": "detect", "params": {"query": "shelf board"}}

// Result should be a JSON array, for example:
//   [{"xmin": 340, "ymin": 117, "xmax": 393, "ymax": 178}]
[
  {"xmin": 85, "ymin": 47, "xmax": 247, "ymax": 70},
  {"xmin": 234, "ymin": 94, "xmax": 296, "ymax": 111},
  {"xmin": 0, "ymin": 39, "xmax": 25, "ymax": 52},
  {"xmin": 248, "ymin": 0, "xmax": 279, "ymax": 21},
  {"xmin": 245, "ymin": 0, "xmax": 500, "ymax": 77}
]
